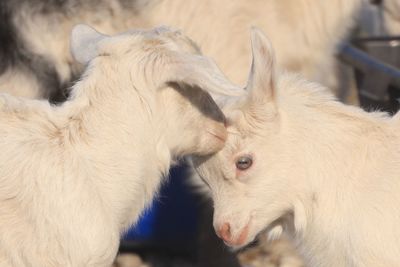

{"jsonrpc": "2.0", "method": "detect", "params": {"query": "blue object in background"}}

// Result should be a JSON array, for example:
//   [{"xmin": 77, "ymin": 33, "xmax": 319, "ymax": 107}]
[{"xmin": 123, "ymin": 164, "xmax": 199, "ymax": 247}]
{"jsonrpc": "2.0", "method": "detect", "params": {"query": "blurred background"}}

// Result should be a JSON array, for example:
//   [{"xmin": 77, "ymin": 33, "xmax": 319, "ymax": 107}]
[{"xmin": 0, "ymin": 0, "xmax": 399, "ymax": 266}]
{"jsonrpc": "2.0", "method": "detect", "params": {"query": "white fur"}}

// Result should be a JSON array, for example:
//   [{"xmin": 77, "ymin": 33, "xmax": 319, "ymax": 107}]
[
  {"xmin": 0, "ymin": 69, "xmax": 43, "ymax": 99},
  {"xmin": 1, "ymin": 0, "xmax": 370, "ymax": 99},
  {"xmin": 0, "ymin": 25, "xmax": 241, "ymax": 267},
  {"xmin": 382, "ymin": 0, "xmax": 400, "ymax": 35},
  {"xmin": 192, "ymin": 28, "xmax": 400, "ymax": 267}
]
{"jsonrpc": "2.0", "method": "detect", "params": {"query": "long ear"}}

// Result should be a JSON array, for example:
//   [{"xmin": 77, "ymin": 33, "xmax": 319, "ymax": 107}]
[
  {"xmin": 70, "ymin": 24, "xmax": 109, "ymax": 65},
  {"xmin": 163, "ymin": 52, "xmax": 244, "ymax": 97},
  {"xmin": 246, "ymin": 27, "xmax": 276, "ymax": 102}
]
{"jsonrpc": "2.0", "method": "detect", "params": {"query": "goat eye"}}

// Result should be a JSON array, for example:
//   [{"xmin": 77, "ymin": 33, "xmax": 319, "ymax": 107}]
[{"xmin": 235, "ymin": 156, "xmax": 253, "ymax": 170}]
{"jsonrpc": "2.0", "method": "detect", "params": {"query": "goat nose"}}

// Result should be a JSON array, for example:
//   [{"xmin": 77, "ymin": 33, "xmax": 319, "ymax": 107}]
[
  {"xmin": 217, "ymin": 223, "xmax": 231, "ymax": 242},
  {"xmin": 216, "ymin": 222, "xmax": 250, "ymax": 246}
]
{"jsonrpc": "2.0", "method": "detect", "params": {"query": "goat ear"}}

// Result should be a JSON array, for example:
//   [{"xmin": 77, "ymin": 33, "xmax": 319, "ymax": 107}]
[
  {"xmin": 246, "ymin": 27, "xmax": 276, "ymax": 102},
  {"xmin": 70, "ymin": 24, "xmax": 109, "ymax": 65},
  {"xmin": 164, "ymin": 52, "xmax": 244, "ymax": 97}
]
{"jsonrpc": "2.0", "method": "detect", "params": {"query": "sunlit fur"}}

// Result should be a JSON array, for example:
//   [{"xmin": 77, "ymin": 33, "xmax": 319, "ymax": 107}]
[
  {"xmin": 0, "ymin": 25, "xmax": 240, "ymax": 267},
  {"xmin": 381, "ymin": 0, "xmax": 400, "ymax": 35},
  {"xmin": 193, "ymin": 28, "xmax": 400, "ymax": 267},
  {"xmin": 0, "ymin": 0, "xmax": 369, "ymax": 100}
]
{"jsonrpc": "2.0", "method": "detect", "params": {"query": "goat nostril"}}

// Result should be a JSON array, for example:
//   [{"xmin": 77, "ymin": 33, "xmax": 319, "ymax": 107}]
[{"xmin": 219, "ymin": 223, "xmax": 231, "ymax": 241}]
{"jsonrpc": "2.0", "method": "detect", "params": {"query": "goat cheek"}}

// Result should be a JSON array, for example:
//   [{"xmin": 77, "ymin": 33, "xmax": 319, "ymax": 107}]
[{"xmin": 236, "ymin": 169, "xmax": 247, "ymax": 180}]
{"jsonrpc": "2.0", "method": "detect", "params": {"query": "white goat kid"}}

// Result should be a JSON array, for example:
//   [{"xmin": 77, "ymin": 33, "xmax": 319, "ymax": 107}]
[
  {"xmin": 0, "ymin": 25, "xmax": 241, "ymax": 267},
  {"xmin": 193, "ymin": 28, "xmax": 400, "ymax": 267}
]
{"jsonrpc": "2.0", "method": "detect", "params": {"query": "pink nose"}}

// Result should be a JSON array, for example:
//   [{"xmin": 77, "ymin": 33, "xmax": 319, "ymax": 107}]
[
  {"xmin": 217, "ymin": 223, "xmax": 231, "ymax": 242},
  {"xmin": 216, "ymin": 222, "xmax": 249, "ymax": 246}
]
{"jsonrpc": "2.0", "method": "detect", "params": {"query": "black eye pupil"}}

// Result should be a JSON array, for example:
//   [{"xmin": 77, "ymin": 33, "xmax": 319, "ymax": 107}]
[{"xmin": 236, "ymin": 156, "xmax": 252, "ymax": 170}]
